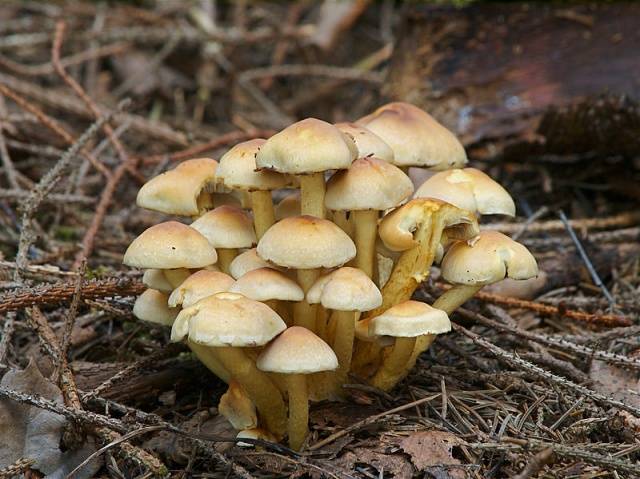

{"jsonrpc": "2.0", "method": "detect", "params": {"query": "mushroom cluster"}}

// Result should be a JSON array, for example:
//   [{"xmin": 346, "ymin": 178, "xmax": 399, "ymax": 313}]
[{"xmin": 123, "ymin": 102, "xmax": 538, "ymax": 449}]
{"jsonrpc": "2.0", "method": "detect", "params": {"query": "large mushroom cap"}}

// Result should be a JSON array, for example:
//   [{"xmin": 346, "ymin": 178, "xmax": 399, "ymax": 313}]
[
  {"xmin": 306, "ymin": 267, "xmax": 382, "ymax": 311},
  {"xmin": 136, "ymin": 158, "xmax": 218, "ymax": 216},
  {"xmin": 257, "ymin": 326, "xmax": 338, "ymax": 374},
  {"xmin": 414, "ymin": 168, "xmax": 515, "ymax": 216},
  {"xmin": 257, "ymin": 215, "xmax": 356, "ymax": 269},
  {"xmin": 217, "ymin": 139, "xmax": 292, "ymax": 191},
  {"xmin": 442, "ymin": 231, "xmax": 539, "ymax": 286},
  {"xmin": 255, "ymin": 118, "xmax": 357, "ymax": 174},
  {"xmin": 171, "ymin": 292, "xmax": 286, "ymax": 347},
  {"xmin": 229, "ymin": 248, "xmax": 282, "ymax": 279},
  {"xmin": 334, "ymin": 122, "xmax": 394, "ymax": 163},
  {"xmin": 168, "ymin": 270, "xmax": 235, "ymax": 307},
  {"xmin": 357, "ymin": 102, "xmax": 466, "ymax": 170},
  {"xmin": 369, "ymin": 300, "xmax": 451, "ymax": 337},
  {"xmin": 191, "ymin": 205, "xmax": 257, "ymax": 249},
  {"xmin": 325, "ymin": 157, "xmax": 414, "ymax": 212},
  {"xmin": 123, "ymin": 221, "xmax": 217, "ymax": 269},
  {"xmin": 133, "ymin": 289, "xmax": 179, "ymax": 326},
  {"xmin": 230, "ymin": 267, "xmax": 304, "ymax": 302}
]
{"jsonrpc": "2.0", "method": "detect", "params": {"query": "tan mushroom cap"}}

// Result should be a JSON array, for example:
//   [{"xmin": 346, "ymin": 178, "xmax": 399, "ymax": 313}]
[
  {"xmin": 274, "ymin": 193, "xmax": 300, "ymax": 221},
  {"xmin": 217, "ymin": 139, "xmax": 292, "ymax": 191},
  {"xmin": 414, "ymin": 168, "xmax": 515, "ymax": 216},
  {"xmin": 378, "ymin": 198, "xmax": 479, "ymax": 252},
  {"xmin": 191, "ymin": 205, "xmax": 257, "ymax": 249},
  {"xmin": 219, "ymin": 380, "xmax": 257, "ymax": 430},
  {"xmin": 230, "ymin": 268, "xmax": 304, "ymax": 302},
  {"xmin": 171, "ymin": 292, "xmax": 286, "ymax": 347},
  {"xmin": 229, "ymin": 248, "xmax": 282, "ymax": 279},
  {"xmin": 257, "ymin": 326, "xmax": 338, "ymax": 374},
  {"xmin": 136, "ymin": 158, "xmax": 218, "ymax": 216},
  {"xmin": 325, "ymin": 157, "xmax": 414, "ymax": 211},
  {"xmin": 306, "ymin": 267, "xmax": 382, "ymax": 311},
  {"xmin": 123, "ymin": 221, "xmax": 218, "ymax": 269},
  {"xmin": 334, "ymin": 122, "xmax": 394, "ymax": 162},
  {"xmin": 255, "ymin": 118, "xmax": 357, "ymax": 174},
  {"xmin": 441, "ymin": 231, "xmax": 539, "ymax": 285},
  {"xmin": 168, "ymin": 270, "xmax": 235, "ymax": 307},
  {"xmin": 257, "ymin": 215, "xmax": 356, "ymax": 269},
  {"xmin": 369, "ymin": 300, "xmax": 451, "ymax": 337},
  {"xmin": 142, "ymin": 269, "xmax": 173, "ymax": 293},
  {"xmin": 357, "ymin": 102, "xmax": 467, "ymax": 170},
  {"xmin": 133, "ymin": 289, "xmax": 179, "ymax": 326}
]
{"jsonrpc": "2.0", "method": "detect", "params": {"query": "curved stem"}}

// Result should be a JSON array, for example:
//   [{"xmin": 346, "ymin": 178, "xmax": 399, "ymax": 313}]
[
  {"xmin": 215, "ymin": 346, "xmax": 287, "ymax": 439},
  {"xmin": 251, "ymin": 190, "xmax": 275, "ymax": 239},
  {"xmin": 370, "ymin": 337, "xmax": 416, "ymax": 391},
  {"xmin": 352, "ymin": 210, "xmax": 378, "ymax": 278},
  {"xmin": 294, "ymin": 268, "xmax": 319, "ymax": 331},
  {"xmin": 188, "ymin": 341, "xmax": 230, "ymax": 383},
  {"xmin": 299, "ymin": 172, "xmax": 325, "ymax": 219},
  {"xmin": 286, "ymin": 373, "xmax": 308, "ymax": 450},
  {"xmin": 217, "ymin": 248, "xmax": 238, "ymax": 275},
  {"xmin": 332, "ymin": 310, "xmax": 357, "ymax": 393}
]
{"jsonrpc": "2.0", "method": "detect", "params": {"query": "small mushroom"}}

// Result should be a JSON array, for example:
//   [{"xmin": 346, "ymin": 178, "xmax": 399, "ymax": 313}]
[
  {"xmin": 334, "ymin": 122, "xmax": 394, "ymax": 163},
  {"xmin": 257, "ymin": 326, "xmax": 338, "ymax": 450},
  {"xmin": 274, "ymin": 192, "xmax": 301, "ymax": 221},
  {"xmin": 168, "ymin": 270, "xmax": 234, "ymax": 308},
  {"xmin": 133, "ymin": 289, "xmax": 179, "ymax": 326},
  {"xmin": 236, "ymin": 428, "xmax": 277, "ymax": 447},
  {"xmin": 229, "ymin": 248, "xmax": 282, "ymax": 280},
  {"xmin": 219, "ymin": 380, "xmax": 258, "ymax": 430},
  {"xmin": 142, "ymin": 269, "xmax": 174, "ymax": 293}
]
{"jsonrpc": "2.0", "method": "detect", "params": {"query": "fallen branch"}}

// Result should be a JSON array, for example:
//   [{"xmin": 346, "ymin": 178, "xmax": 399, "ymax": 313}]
[{"xmin": 483, "ymin": 211, "xmax": 640, "ymax": 235}]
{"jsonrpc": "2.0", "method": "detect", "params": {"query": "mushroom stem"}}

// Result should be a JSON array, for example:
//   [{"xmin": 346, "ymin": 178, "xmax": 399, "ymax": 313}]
[
  {"xmin": 352, "ymin": 209, "xmax": 378, "ymax": 278},
  {"xmin": 163, "ymin": 268, "xmax": 191, "ymax": 289},
  {"xmin": 240, "ymin": 191, "xmax": 252, "ymax": 209},
  {"xmin": 251, "ymin": 190, "xmax": 275, "ymax": 239},
  {"xmin": 333, "ymin": 210, "xmax": 354, "ymax": 238},
  {"xmin": 188, "ymin": 341, "xmax": 231, "ymax": 383},
  {"xmin": 315, "ymin": 306, "xmax": 329, "ymax": 341},
  {"xmin": 196, "ymin": 191, "xmax": 214, "ymax": 214},
  {"xmin": 217, "ymin": 248, "xmax": 238, "ymax": 274},
  {"xmin": 331, "ymin": 310, "xmax": 357, "ymax": 392},
  {"xmin": 370, "ymin": 337, "xmax": 416, "ymax": 391},
  {"xmin": 286, "ymin": 373, "xmax": 308, "ymax": 450},
  {"xmin": 299, "ymin": 172, "xmax": 325, "ymax": 218},
  {"xmin": 214, "ymin": 346, "xmax": 287, "ymax": 439},
  {"xmin": 294, "ymin": 269, "xmax": 320, "ymax": 331}
]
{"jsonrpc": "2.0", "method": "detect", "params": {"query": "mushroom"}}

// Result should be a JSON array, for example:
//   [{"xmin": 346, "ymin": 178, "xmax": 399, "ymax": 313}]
[
  {"xmin": 132, "ymin": 289, "xmax": 179, "ymax": 326},
  {"xmin": 356, "ymin": 102, "xmax": 467, "ymax": 172},
  {"xmin": 368, "ymin": 300, "xmax": 450, "ymax": 391},
  {"xmin": 236, "ymin": 428, "xmax": 277, "ymax": 447},
  {"xmin": 257, "ymin": 326, "xmax": 338, "ymax": 450},
  {"xmin": 306, "ymin": 267, "xmax": 382, "ymax": 397},
  {"xmin": 229, "ymin": 267, "xmax": 303, "ymax": 323},
  {"xmin": 217, "ymin": 139, "xmax": 293, "ymax": 238},
  {"xmin": 171, "ymin": 292, "xmax": 287, "ymax": 438},
  {"xmin": 136, "ymin": 158, "xmax": 219, "ymax": 217},
  {"xmin": 255, "ymin": 118, "xmax": 357, "ymax": 219},
  {"xmin": 142, "ymin": 269, "xmax": 174, "ymax": 293},
  {"xmin": 334, "ymin": 122, "xmax": 395, "ymax": 163},
  {"xmin": 274, "ymin": 192, "xmax": 301, "ymax": 221},
  {"xmin": 219, "ymin": 380, "xmax": 258, "ymax": 431},
  {"xmin": 325, "ymin": 157, "xmax": 413, "ymax": 278},
  {"xmin": 257, "ymin": 216, "xmax": 356, "ymax": 331},
  {"xmin": 229, "ymin": 248, "xmax": 283, "ymax": 280},
  {"xmin": 168, "ymin": 270, "xmax": 234, "ymax": 308},
  {"xmin": 190, "ymin": 205, "xmax": 257, "ymax": 274}
]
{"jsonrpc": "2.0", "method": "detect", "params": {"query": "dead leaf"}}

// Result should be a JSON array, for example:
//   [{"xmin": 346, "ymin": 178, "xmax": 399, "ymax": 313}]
[
  {"xmin": 0, "ymin": 360, "xmax": 100, "ymax": 478},
  {"xmin": 590, "ymin": 360, "xmax": 640, "ymax": 407},
  {"xmin": 400, "ymin": 431, "xmax": 465, "ymax": 478},
  {"xmin": 336, "ymin": 448, "xmax": 414, "ymax": 478}
]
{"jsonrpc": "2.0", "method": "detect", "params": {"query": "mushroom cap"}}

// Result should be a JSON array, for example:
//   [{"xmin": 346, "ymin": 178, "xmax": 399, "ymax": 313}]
[
  {"xmin": 142, "ymin": 269, "xmax": 173, "ymax": 293},
  {"xmin": 334, "ymin": 122, "xmax": 394, "ymax": 162},
  {"xmin": 191, "ymin": 205, "xmax": 257, "ymax": 249},
  {"xmin": 217, "ymin": 139, "xmax": 292, "ymax": 191},
  {"xmin": 230, "ymin": 267, "xmax": 304, "ymax": 302},
  {"xmin": 325, "ymin": 157, "xmax": 414, "ymax": 211},
  {"xmin": 369, "ymin": 300, "xmax": 451, "ymax": 337},
  {"xmin": 306, "ymin": 267, "xmax": 382, "ymax": 311},
  {"xmin": 133, "ymin": 289, "xmax": 179, "ymax": 326},
  {"xmin": 168, "ymin": 270, "xmax": 235, "ymax": 307},
  {"xmin": 236, "ymin": 428, "xmax": 277, "ymax": 446},
  {"xmin": 357, "ymin": 102, "xmax": 466, "ymax": 170},
  {"xmin": 229, "ymin": 248, "xmax": 282, "ymax": 279},
  {"xmin": 255, "ymin": 118, "xmax": 357, "ymax": 174},
  {"xmin": 257, "ymin": 326, "xmax": 338, "ymax": 374},
  {"xmin": 441, "ymin": 231, "xmax": 539, "ymax": 286},
  {"xmin": 414, "ymin": 168, "xmax": 515, "ymax": 216},
  {"xmin": 171, "ymin": 292, "xmax": 286, "ymax": 347},
  {"xmin": 136, "ymin": 158, "xmax": 218, "ymax": 216},
  {"xmin": 123, "ymin": 221, "xmax": 218, "ymax": 269},
  {"xmin": 257, "ymin": 215, "xmax": 356, "ymax": 269},
  {"xmin": 219, "ymin": 380, "xmax": 257, "ymax": 431},
  {"xmin": 274, "ymin": 192, "xmax": 300, "ymax": 221},
  {"xmin": 378, "ymin": 198, "xmax": 479, "ymax": 252}
]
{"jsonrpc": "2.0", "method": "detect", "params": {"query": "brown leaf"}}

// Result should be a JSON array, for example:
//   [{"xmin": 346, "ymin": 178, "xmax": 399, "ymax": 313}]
[
  {"xmin": 400, "ymin": 430, "xmax": 465, "ymax": 478},
  {"xmin": 589, "ymin": 360, "xmax": 640, "ymax": 407},
  {"xmin": 336, "ymin": 448, "xmax": 414, "ymax": 478}
]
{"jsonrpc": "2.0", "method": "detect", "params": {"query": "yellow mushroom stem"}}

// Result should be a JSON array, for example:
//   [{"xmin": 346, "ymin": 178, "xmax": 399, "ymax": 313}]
[
  {"xmin": 294, "ymin": 269, "xmax": 320, "ymax": 331},
  {"xmin": 333, "ymin": 210, "xmax": 354, "ymax": 238},
  {"xmin": 315, "ymin": 306, "xmax": 329, "ymax": 341},
  {"xmin": 352, "ymin": 209, "xmax": 378, "ymax": 279},
  {"xmin": 163, "ymin": 268, "xmax": 191, "ymax": 289},
  {"xmin": 188, "ymin": 341, "xmax": 231, "ymax": 384},
  {"xmin": 216, "ymin": 248, "xmax": 238, "ymax": 275},
  {"xmin": 212, "ymin": 346, "xmax": 287, "ymax": 439},
  {"xmin": 251, "ymin": 190, "xmax": 275, "ymax": 239},
  {"xmin": 370, "ymin": 337, "xmax": 416, "ymax": 391},
  {"xmin": 240, "ymin": 191, "xmax": 252, "ymax": 209},
  {"xmin": 331, "ymin": 310, "xmax": 358, "ymax": 392},
  {"xmin": 196, "ymin": 191, "xmax": 214, "ymax": 214},
  {"xmin": 285, "ymin": 373, "xmax": 308, "ymax": 451},
  {"xmin": 264, "ymin": 299, "xmax": 291, "ymax": 326},
  {"xmin": 299, "ymin": 172, "xmax": 325, "ymax": 219}
]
